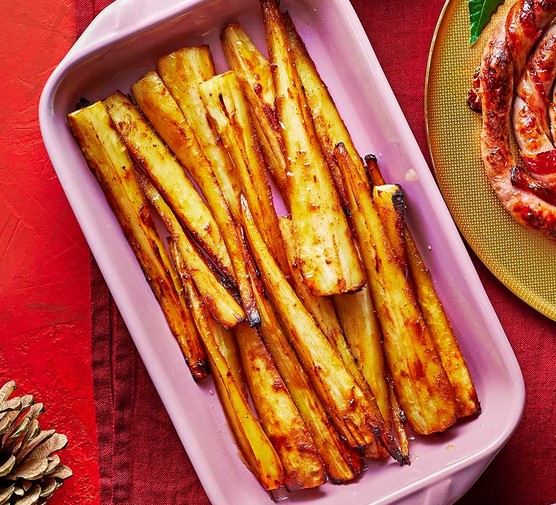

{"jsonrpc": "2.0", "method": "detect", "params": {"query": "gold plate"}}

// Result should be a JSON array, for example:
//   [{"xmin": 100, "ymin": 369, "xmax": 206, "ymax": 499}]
[{"xmin": 426, "ymin": 0, "xmax": 556, "ymax": 321}]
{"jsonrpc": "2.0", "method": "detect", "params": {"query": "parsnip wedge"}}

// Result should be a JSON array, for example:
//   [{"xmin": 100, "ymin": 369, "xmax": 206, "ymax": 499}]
[
  {"xmin": 177, "ymin": 263, "xmax": 283, "ymax": 491},
  {"xmin": 235, "ymin": 323, "xmax": 326, "ymax": 491},
  {"xmin": 241, "ymin": 195, "xmax": 387, "ymax": 449},
  {"xmin": 157, "ymin": 47, "xmax": 241, "ymax": 220},
  {"xmin": 332, "ymin": 287, "xmax": 389, "ymax": 429},
  {"xmin": 334, "ymin": 143, "xmax": 457, "ymax": 435},
  {"xmin": 278, "ymin": 216, "xmax": 404, "ymax": 461},
  {"xmin": 199, "ymin": 71, "xmax": 289, "ymax": 272},
  {"xmin": 131, "ymin": 71, "xmax": 260, "ymax": 327},
  {"xmin": 405, "ymin": 232, "xmax": 480, "ymax": 418},
  {"xmin": 333, "ymin": 286, "xmax": 410, "ymax": 461},
  {"xmin": 260, "ymin": 0, "xmax": 365, "ymax": 296},
  {"xmin": 248, "ymin": 270, "xmax": 364, "ymax": 482},
  {"xmin": 67, "ymin": 102, "xmax": 209, "ymax": 380},
  {"xmin": 135, "ymin": 169, "xmax": 245, "ymax": 329},
  {"xmin": 103, "ymin": 91, "xmax": 234, "ymax": 285},
  {"xmin": 283, "ymin": 12, "xmax": 367, "ymax": 204},
  {"xmin": 221, "ymin": 23, "xmax": 289, "ymax": 200},
  {"xmin": 373, "ymin": 184, "xmax": 407, "ymax": 258},
  {"xmin": 369, "ymin": 170, "xmax": 479, "ymax": 419}
]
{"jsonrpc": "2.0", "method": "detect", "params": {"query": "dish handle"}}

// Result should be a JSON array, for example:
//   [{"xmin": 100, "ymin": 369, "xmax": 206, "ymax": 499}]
[{"xmin": 69, "ymin": 0, "xmax": 192, "ymax": 60}]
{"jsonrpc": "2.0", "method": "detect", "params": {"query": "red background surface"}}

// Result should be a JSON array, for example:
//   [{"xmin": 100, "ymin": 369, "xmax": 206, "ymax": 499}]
[
  {"xmin": 0, "ymin": 0, "xmax": 99, "ymax": 502},
  {"xmin": 0, "ymin": 0, "xmax": 555, "ymax": 504}
]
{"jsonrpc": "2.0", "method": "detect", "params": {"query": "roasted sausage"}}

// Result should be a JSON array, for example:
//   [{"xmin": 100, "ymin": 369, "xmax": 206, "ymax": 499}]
[
  {"xmin": 513, "ymin": 22, "xmax": 556, "ymax": 188},
  {"xmin": 479, "ymin": 0, "xmax": 556, "ymax": 237}
]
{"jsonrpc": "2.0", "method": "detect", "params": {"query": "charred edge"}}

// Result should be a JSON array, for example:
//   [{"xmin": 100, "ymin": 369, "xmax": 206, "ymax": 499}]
[
  {"xmin": 364, "ymin": 153, "xmax": 386, "ymax": 187},
  {"xmin": 75, "ymin": 97, "xmax": 92, "ymax": 110},
  {"xmin": 209, "ymin": 257, "xmax": 238, "ymax": 294},
  {"xmin": 510, "ymin": 164, "xmax": 556, "ymax": 206},
  {"xmin": 190, "ymin": 358, "xmax": 211, "ymax": 382},
  {"xmin": 391, "ymin": 187, "xmax": 405, "ymax": 216},
  {"xmin": 377, "ymin": 428, "xmax": 408, "ymax": 466},
  {"xmin": 187, "ymin": 229, "xmax": 240, "ymax": 296}
]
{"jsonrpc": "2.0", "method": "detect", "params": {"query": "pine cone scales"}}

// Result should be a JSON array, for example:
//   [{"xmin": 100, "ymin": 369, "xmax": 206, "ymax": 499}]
[{"xmin": 0, "ymin": 381, "xmax": 72, "ymax": 505}]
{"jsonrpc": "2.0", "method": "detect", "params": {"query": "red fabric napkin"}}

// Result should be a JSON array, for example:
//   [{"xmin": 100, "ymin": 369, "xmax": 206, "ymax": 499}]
[
  {"xmin": 86, "ymin": 0, "xmax": 556, "ymax": 504},
  {"xmin": 91, "ymin": 259, "xmax": 209, "ymax": 504}
]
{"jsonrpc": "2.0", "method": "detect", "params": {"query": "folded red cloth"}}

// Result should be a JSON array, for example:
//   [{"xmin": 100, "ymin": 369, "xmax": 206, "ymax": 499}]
[
  {"xmin": 91, "ymin": 258, "xmax": 209, "ymax": 504},
  {"xmin": 86, "ymin": 0, "xmax": 556, "ymax": 504}
]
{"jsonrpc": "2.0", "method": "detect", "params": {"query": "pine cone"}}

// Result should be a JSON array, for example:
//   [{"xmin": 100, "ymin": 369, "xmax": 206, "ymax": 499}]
[{"xmin": 0, "ymin": 381, "xmax": 72, "ymax": 505}]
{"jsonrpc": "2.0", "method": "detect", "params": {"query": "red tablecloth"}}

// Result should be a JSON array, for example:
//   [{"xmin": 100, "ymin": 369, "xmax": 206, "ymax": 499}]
[{"xmin": 1, "ymin": 0, "xmax": 555, "ymax": 504}]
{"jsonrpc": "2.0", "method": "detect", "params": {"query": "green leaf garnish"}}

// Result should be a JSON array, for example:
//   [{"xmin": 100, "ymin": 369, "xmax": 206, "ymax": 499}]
[{"xmin": 469, "ymin": 0, "xmax": 505, "ymax": 45}]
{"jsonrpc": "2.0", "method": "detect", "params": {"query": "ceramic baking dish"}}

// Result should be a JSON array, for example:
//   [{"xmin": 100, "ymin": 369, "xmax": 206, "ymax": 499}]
[{"xmin": 39, "ymin": 0, "xmax": 525, "ymax": 503}]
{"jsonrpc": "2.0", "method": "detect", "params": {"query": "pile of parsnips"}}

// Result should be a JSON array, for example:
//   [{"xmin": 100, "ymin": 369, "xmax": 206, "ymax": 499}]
[{"xmin": 68, "ymin": 0, "xmax": 480, "ymax": 494}]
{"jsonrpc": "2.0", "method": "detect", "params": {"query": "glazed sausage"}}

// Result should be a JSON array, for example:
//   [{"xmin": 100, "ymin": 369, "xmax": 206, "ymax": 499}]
[
  {"xmin": 479, "ymin": 0, "xmax": 556, "ymax": 238},
  {"xmin": 513, "ymin": 22, "xmax": 556, "ymax": 188}
]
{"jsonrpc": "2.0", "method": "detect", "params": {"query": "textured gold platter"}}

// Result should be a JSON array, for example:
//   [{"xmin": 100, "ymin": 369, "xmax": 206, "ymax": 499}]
[{"xmin": 426, "ymin": 0, "xmax": 556, "ymax": 321}]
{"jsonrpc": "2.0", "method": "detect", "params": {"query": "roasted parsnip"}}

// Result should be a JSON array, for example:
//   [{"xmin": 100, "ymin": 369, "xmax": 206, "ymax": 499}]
[
  {"xmin": 405, "ymin": 232, "xmax": 480, "ymax": 418},
  {"xmin": 235, "ymin": 323, "xmax": 326, "ymax": 491},
  {"xmin": 260, "ymin": 0, "xmax": 365, "ymax": 296},
  {"xmin": 135, "ymin": 169, "xmax": 245, "ymax": 329},
  {"xmin": 368, "ymin": 164, "xmax": 479, "ymax": 418},
  {"xmin": 103, "ymin": 91, "xmax": 234, "ymax": 285},
  {"xmin": 199, "ymin": 71, "xmax": 289, "ymax": 272},
  {"xmin": 131, "ymin": 71, "xmax": 260, "ymax": 327},
  {"xmin": 241, "ymin": 195, "xmax": 387, "ymax": 448},
  {"xmin": 277, "ymin": 13, "xmax": 410, "ymax": 445},
  {"xmin": 221, "ymin": 23, "xmax": 289, "ymax": 200},
  {"xmin": 333, "ymin": 275, "xmax": 409, "ymax": 460},
  {"xmin": 248, "ymin": 267, "xmax": 364, "ymax": 483},
  {"xmin": 334, "ymin": 143, "xmax": 457, "ymax": 435},
  {"xmin": 331, "ymin": 287, "xmax": 392, "ymax": 451},
  {"xmin": 157, "ymin": 47, "xmax": 241, "ymax": 219},
  {"xmin": 177, "ymin": 263, "xmax": 283, "ymax": 491},
  {"xmin": 67, "ymin": 101, "xmax": 209, "ymax": 380},
  {"xmin": 278, "ymin": 217, "xmax": 403, "ymax": 461},
  {"xmin": 283, "ymin": 12, "xmax": 367, "ymax": 205}
]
